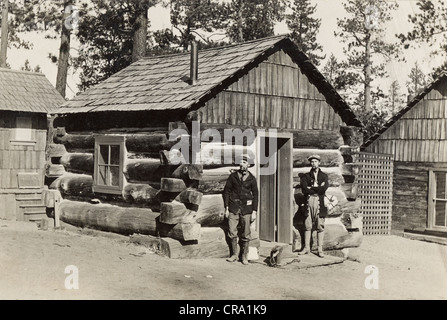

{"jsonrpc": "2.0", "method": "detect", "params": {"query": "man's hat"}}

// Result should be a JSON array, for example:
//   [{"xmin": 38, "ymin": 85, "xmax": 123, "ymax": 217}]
[
  {"xmin": 240, "ymin": 154, "xmax": 250, "ymax": 162},
  {"xmin": 307, "ymin": 154, "xmax": 321, "ymax": 162}
]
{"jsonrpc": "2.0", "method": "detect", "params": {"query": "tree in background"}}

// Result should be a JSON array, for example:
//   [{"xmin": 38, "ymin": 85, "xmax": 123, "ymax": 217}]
[
  {"xmin": 335, "ymin": 0, "xmax": 400, "ymax": 111},
  {"xmin": 0, "ymin": 0, "xmax": 35, "ymax": 68},
  {"xmin": 406, "ymin": 61, "xmax": 429, "ymax": 98},
  {"xmin": 74, "ymin": 0, "xmax": 158, "ymax": 91},
  {"xmin": 386, "ymin": 80, "xmax": 406, "ymax": 116},
  {"xmin": 397, "ymin": 0, "xmax": 447, "ymax": 79},
  {"xmin": 10, "ymin": 0, "xmax": 78, "ymax": 97},
  {"xmin": 224, "ymin": 0, "xmax": 285, "ymax": 42},
  {"xmin": 21, "ymin": 59, "xmax": 41, "ymax": 72},
  {"xmin": 321, "ymin": 53, "xmax": 358, "ymax": 92},
  {"xmin": 335, "ymin": 0, "xmax": 401, "ymax": 138},
  {"xmin": 285, "ymin": 0, "xmax": 324, "ymax": 66},
  {"xmin": 155, "ymin": 0, "xmax": 227, "ymax": 51}
]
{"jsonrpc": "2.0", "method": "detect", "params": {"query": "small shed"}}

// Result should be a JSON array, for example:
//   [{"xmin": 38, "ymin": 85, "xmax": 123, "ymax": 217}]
[
  {"xmin": 363, "ymin": 73, "xmax": 447, "ymax": 242},
  {"xmin": 48, "ymin": 35, "xmax": 364, "ymax": 257},
  {"xmin": 0, "ymin": 68, "xmax": 65, "ymax": 222}
]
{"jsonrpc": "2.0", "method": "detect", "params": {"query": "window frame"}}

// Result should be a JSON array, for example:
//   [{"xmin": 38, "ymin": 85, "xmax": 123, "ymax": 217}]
[
  {"xmin": 428, "ymin": 169, "xmax": 447, "ymax": 231},
  {"xmin": 11, "ymin": 116, "xmax": 35, "ymax": 145},
  {"xmin": 93, "ymin": 135, "xmax": 126, "ymax": 195}
]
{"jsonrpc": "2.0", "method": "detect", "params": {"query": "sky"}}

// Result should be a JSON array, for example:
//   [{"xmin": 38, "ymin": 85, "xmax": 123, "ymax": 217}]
[{"xmin": 5, "ymin": 0, "xmax": 446, "ymax": 100}]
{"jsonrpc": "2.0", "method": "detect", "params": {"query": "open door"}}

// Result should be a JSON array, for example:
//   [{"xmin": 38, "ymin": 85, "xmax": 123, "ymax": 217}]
[{"xmin": 256, "ymin": 132, "xmax": 293, "ymax": 244}]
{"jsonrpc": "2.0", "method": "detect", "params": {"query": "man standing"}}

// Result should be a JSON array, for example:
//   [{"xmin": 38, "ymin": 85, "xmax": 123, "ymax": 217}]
[
  {"xmin": 298, "ymin": 155, "xmax": 329, "ymax": 258},
  {"xmin": 223, "ymin": 155, "xmax": 258, "ymax": 265}
]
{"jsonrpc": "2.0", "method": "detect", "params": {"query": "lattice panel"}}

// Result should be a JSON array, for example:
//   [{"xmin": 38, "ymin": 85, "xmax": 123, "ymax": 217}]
[{"xmin": 357, "ymin": 152, "xmax": 393, "ymax": 235}]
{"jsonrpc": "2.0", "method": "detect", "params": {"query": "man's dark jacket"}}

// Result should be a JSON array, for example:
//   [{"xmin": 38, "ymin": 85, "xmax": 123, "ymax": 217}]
[
  {"xmin": 300, "ymin": 169, "xmax": 329, "ymax": 218},
  {"xmin": 223, "ymin": 170, "xmax": 259, "ymax": 215}
]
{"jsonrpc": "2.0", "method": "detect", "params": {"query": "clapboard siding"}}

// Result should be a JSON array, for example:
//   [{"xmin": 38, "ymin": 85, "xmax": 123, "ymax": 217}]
[
  {"xmin": 0, "ymin": 129, "xmax": 46, "ymax": 189},
  {"xmin": 365, "ymin": 82, "xmax": 447, "ymax": 163},
  {"xmin": 198, "ymin": 49, "xmax": 342, "ymax": 131}
]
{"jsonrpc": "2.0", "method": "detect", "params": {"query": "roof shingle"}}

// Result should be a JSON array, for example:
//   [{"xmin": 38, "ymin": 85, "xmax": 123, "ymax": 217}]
[
  {"xmin": 0, "ymin": 68, "xmax": 65, "ymax": 113},
  {"xmin": 56, "ymin": 35, "xmax": 362, "ymax": 127}
]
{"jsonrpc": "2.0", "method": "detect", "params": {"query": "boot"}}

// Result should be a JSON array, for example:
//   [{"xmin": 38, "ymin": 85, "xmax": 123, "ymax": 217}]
[
  {"xmin": 226, "ymin": 238, "xmax": 238, "ymax": 262},
  {"xmin": 317, "ymin": 231, "xmax": 325, "ymax": 258},
  {"xmin": 241, "ymin": 241, "xmax": 249, "ymax": 265},
  {"xmin": 298, "ymin": 231, "xmax": 311, "ymax": 255}
]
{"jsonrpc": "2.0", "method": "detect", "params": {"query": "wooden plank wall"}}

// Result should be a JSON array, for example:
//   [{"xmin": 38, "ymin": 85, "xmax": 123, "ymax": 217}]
[
  {"xmin": 366, "ymin": 82, "xmax": 447, "ymax": 162},
  {"xmin": 391, "ymin": 162, "xmax": 447, "ymax": 231},
  {"xmin": 0, "ymin": 129, "xmax": 46, "ymax": 189},
  {"xmin": 199, "ymin": 49, "xmax": 343, "ymax": 131}
]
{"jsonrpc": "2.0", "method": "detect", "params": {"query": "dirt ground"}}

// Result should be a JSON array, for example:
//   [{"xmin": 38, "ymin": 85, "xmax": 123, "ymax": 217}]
[{"xmin": 0, "ymin": 219, "xmax": 446, "ymax": 301}]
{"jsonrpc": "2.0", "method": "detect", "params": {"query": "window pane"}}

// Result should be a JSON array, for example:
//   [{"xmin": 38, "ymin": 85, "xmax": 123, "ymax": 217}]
[
  {"xmin": 435, "ymin": 201, "xmax": 447, "ymax": 227},
  {"xmin": 98, "ymin": 165, "xmax": 107, "ymax": 185},
  {"xmin": 110, "ymin": 166, "xmax": 120, "ymax": 186},
  {"xmin": 435, "ymin": 172, "xmax": 446, "ymax": 199},
  {"xmin": 99, "ymin": 145, "xmax": 109, "ymax": 165},
  {"xmin": 110, "ymin": 145, "xmax": 120, "ymax": 165}
]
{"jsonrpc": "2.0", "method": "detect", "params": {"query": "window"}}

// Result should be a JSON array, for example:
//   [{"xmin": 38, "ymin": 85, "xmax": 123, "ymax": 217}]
[
  {"xmin": 428, "ymin": 170, "xmax": 447, "ymax": 231},
  {"xmin": 93, "ymin": 135, "xmax": 125, "ymax": 195},
  {"xmin": 11, "ymin": 117, "xmax": 34, "ymax": 145}
]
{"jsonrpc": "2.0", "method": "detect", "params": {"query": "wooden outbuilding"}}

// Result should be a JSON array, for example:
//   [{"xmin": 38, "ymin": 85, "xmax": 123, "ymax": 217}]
[
  {"xmin": 363, "ymin": 73, "xmax": 447, "ymax": 242},
  {"xmin": 0, "ymin": 68, "xmax": 65, "ymax": 222},
  {"xmin": 48, "ymin": 35, "xmax": 364, "ymax": 257}
]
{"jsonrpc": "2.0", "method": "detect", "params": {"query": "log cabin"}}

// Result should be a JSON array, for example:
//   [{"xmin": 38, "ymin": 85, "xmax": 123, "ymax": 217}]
[
  {"xmin": 48, "ymin": 35, "xmax": 365, "ymax": 258},
  {"xmin": 363, "ymin": 73, "xmax": 447, "ymax": 243},
  {"xmin": 0, "ymin": 68, "xmax": 65, "ymax": 223}
]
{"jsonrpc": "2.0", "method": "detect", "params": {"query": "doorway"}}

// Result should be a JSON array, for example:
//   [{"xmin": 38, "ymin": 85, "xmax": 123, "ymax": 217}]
[
  {"xmin": 256, "ymin": 132, "xmax": 293, "ymax": 244},
  {"xmin": 428, "ymin": 170, "xmax": 447, "ymax": 231}
]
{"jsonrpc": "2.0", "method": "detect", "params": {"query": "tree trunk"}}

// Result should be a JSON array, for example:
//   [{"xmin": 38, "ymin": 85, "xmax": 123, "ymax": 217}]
[
  {"xmin": 161, "ymin": 178, "xmax": 187, "ymax": 193},
  {"xmin": 0, "ymin": 0, "xmax": 9, "ymax": 68},
  {"xmin": 60, "ymin": 152, "xmax": 94, "ymax": 174},
  {"xmin": 198, "ymin": 167, "xmax": 236, "ymax": 194},
  {"xmin": 292, "ymin": 149, "xmax": 344, "ymax": 168},
  {"xmin": 184, "ymin": 194, "xmax": 225, "ymax": 227},
  {"xmin": 237, "ymin": 0, "xmax": 244, "ymax": 42},
  {"xmin": 131, "ymin": 3, "xmax": 148, "ymax": 62},
  {"xmin": 122, "ymin": 183, "xmax": 160, "ymax": 204},
  {"xmin": 364, "ymin": 33, "xmax": 372, "ymax": 113},
  {"xmin": 49, "ymin": 173, "xmax": 93, "ymax": 197},
  {"xmin": 158, "ymin": 222, "xmax": 201, "ymax": 242},
  {"xmin": 59, "ymin": 200, "xmax": 160, "ymax": 236},
  {"xmin": 159, "ymin": 201, "xmax": 188, "ymax": 224},
  {"xmin": 56, "ymin": 0, "xmax": 73, "ymax": 98}
]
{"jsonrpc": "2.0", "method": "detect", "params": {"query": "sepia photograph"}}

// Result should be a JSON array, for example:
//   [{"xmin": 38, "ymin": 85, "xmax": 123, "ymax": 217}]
[{"xmin": 0, "ymin": 0, "xmax": 446, "ymax": 306}]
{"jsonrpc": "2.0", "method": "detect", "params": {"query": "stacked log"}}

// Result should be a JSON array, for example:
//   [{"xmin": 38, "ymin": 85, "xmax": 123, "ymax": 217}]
[{"xmin": 47, "ymin": 125, "xmax": 363, "ymax": 258}]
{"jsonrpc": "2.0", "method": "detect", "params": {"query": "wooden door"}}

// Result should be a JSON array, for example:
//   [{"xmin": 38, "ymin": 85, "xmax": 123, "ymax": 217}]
[
  {"xmin": 428, "ymin": 170, "xmax": 447, "ymax": 231},
  {"xmin": 257, "ymin": 134, "xmax": 293, "ymax": 243}
]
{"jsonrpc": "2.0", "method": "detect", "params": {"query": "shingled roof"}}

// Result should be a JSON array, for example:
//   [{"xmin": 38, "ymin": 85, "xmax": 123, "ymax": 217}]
[
  {"xmin": 0, "ymin": 68, "xmax": 65, "ymax": 113},
  {"xmin": 56, "ymin": 35, "xmax": 362, "ymax": 127},
  {"xmin": 362, "ymin": 72, "xmax": 447, "ymax": 148}
]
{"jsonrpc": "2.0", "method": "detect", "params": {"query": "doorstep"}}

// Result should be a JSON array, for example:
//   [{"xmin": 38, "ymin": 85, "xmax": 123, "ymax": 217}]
[
  {"xmin": 403, "ymin": 229, "xmax": 447, "ymax": 246},
  {"xmin": 254, "ymin": 240, "xmax": 345, "ymax": 269}
]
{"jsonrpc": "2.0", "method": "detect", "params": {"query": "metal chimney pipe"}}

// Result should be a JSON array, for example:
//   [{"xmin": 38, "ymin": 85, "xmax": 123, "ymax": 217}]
[{"xmin": 190, "ymin": 41, "xmax": 198, "ymax": 85}]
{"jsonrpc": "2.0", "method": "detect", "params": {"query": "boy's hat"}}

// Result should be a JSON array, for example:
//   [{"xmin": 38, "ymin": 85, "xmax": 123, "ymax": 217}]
[{"xmin": 307, "ymin": 154, "xmax": 321, "ymax": 162}]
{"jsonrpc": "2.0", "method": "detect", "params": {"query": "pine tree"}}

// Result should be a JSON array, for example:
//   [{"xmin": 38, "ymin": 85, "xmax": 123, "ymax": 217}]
[
  {"xmin": 224, "ymin": 0, "xmax": 286, "ymax": 42},
  {"xmin": 397, "ymin": 0, "xmax": 447, "ymax": 79},
  {"xmin": 285, "ymin": 0, "xmax": 324, "ymax": 66},
  {"xmin": 335, "ymin": 0, "xmax": 401, "ymax": 113},
  {"xmin": 406, "ymin": 62, "xmax": 428, "ymax": 97}
]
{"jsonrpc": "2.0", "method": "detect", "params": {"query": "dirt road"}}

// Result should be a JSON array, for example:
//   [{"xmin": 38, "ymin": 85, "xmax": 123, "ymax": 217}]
[{"xmin": 0, "ymin": 220, "xmax": 446, "ymax": 301}]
